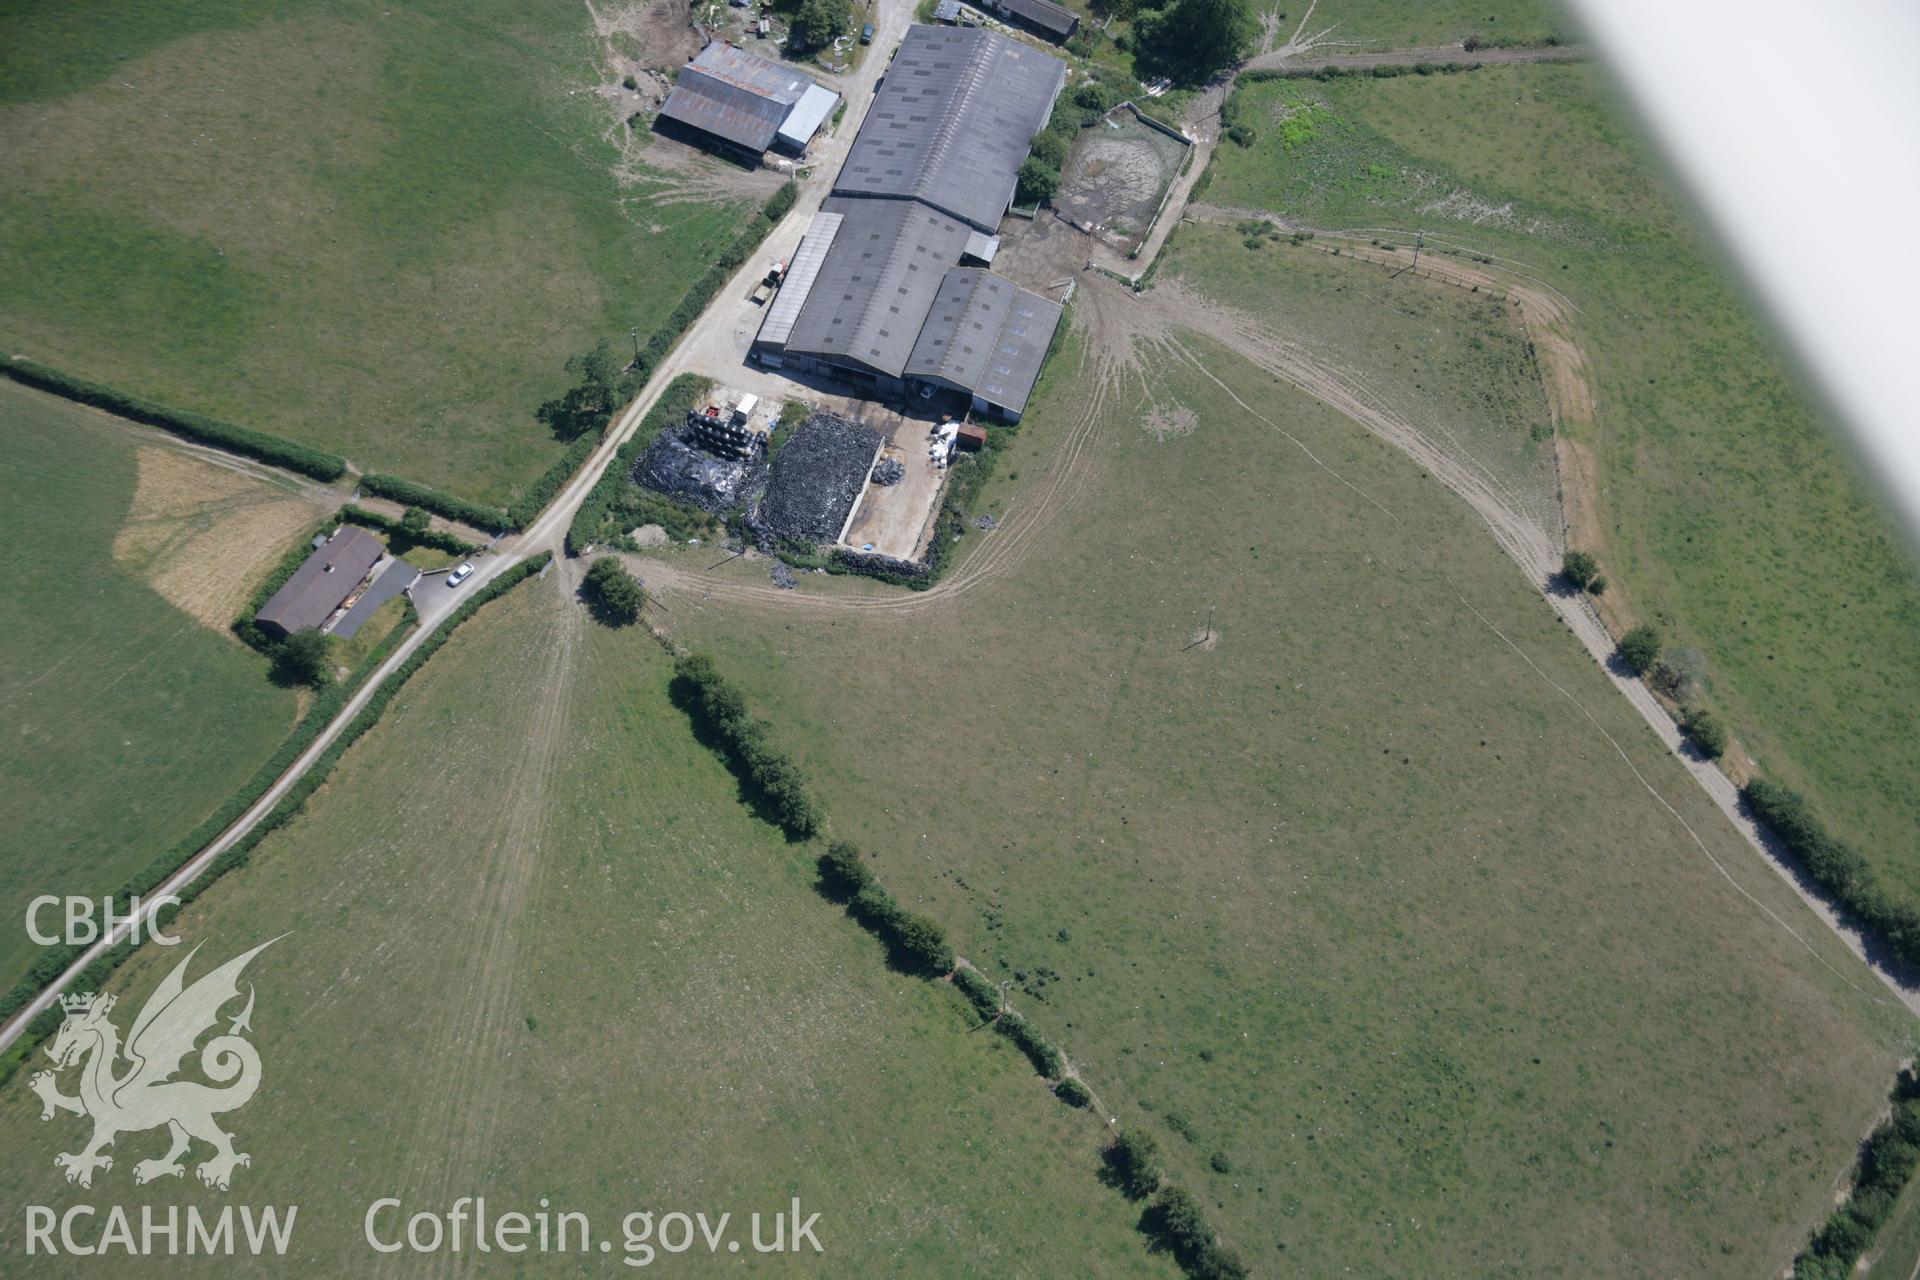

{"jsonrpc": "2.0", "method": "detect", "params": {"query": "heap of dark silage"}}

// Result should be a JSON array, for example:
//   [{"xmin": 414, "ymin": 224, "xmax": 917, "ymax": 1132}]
[
  {"xmin": 758, "ymin": 413, "xmax": 882, "ymax": 543},
  {"xmin": 632, "ymin": 425, "xmax": 766, "ymax": 514}
]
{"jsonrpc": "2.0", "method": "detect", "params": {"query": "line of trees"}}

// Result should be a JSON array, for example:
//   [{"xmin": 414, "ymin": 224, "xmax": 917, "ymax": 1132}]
[
  {"xmin": 2, "ymin": 355, "xmax": 348, "ymax": 481},
  {"xmin": 679, "ymin": 654, "xmax": 1243, "ymax": 1280},
  {"xmin": 1794, "ymin": 1074, "xmax": 1920, "ymax": 1279},
  {"xmin": 1104, "ymin": 1132, "xmax": 1248, "ymax": 1279},
  {"xmin": 1745, "ymin": 778, "xmax": 1920, "ymax": 970},
  {"xmin": 671, "ymin": 654, "xmax": 824, "ymax": 839}
]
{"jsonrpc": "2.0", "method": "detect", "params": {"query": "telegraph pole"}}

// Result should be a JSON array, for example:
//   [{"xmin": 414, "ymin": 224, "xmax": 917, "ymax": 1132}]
[
  {"xmin": 1411, "ymin": 228, "xmax": 1424, "ymax": 271},
  {"xmin": 629, "ymin": 326, "xmax": 640, "ymax": 369}
]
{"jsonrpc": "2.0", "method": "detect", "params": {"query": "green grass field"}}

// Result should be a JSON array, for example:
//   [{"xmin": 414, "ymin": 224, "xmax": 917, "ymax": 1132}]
[
  {"xmin": 0, "ymin": 578, "xmax": 1166, "ymax": 1276},
  {"xmin": 0, "ymin": 381, "xmax": 302, "ymax": 987},
  {"xmin": 0, "ymin": 0, "xmax": 752, "ymax": 507},
  {"xmin": 647, "ymin": 320, "xmax": 1912, "ymax": 1275},
  {"xmin": 1161, "ymin": 222, "xmax": 1558, "ymax": 530},
  {"xmin": 1265, "ymin": 0, "xmax": 1566, "ymax": 49},
  {"xmin": 1201, "ymin": 61, "xmax": 1920, "ymax": 899}
]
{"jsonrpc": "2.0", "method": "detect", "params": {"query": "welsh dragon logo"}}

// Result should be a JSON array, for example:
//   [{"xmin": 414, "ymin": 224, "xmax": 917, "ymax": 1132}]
[{"xmin": 29, "ymin": 939, "xmax": 279, "ymax": 1191}]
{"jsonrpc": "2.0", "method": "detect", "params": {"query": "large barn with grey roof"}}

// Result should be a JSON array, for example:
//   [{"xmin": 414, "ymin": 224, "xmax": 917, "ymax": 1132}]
[
  {"xmin": 752, "ymin": 25, "xmax": 1065, "ymax": 421},
  {"xmin": 833, "ymin": 25, "xmax": 1066, "ymax": 232}
]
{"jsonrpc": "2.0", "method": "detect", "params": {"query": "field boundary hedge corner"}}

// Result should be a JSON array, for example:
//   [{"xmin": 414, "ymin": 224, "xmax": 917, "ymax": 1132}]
[
  {"xmin": 0, "ymin": 553, "xmax": 551, "ymax": 1086},
  {"xmin": 360, "ymin": 473, "xmax": 512, "ymax": 535},
  {"xmin": 2, "ymin": 355, "xmax": 348, "ymax": 481},
  {"xmin": 667, "ymin": 653, "xmax": 1246, "ymax": 1280}
]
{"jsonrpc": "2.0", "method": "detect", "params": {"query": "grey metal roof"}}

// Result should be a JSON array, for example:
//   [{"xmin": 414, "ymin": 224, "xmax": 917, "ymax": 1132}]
[
  {"xmin": 833, "ymin": 25, "xmax": 1066, "ymax": 231},
  {"xmin": 905, "ymin": 266, "xmax": 1061, "ymax": 414},
  {"xmin": 756, "ymin": 210, "xmax": 843, "ymax": 350},
  {"xmin": 781, "ymin": 196, "xmax": 974, "ymax": 377},
  {"xmin": 659, "ymin": 42, "xmax": 818, "ymax": 153},
  {"xmin": 331, "ymin": 559, "xmax": 418, "ymax": 640},
  {"xmin": 903, "ymin": 267, "xmax": 1013, "ymax": 390},
  {"xmin": 777, "ymin": 83, "xmax": 840, "ymax": 151},
  {"xmin": 254, "ymin": 526, "xmax": 383, "ymax": 637},
  {"xmin": 987, "ymin": 0, "xmax": 1079, "ymax": 39}
]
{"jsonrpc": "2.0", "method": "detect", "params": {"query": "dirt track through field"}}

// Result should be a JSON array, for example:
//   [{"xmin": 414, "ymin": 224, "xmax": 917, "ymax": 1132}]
[
  {"xmin": 633, "ymin": 253, "xmax": 1920, "ymax": 1013},
  {"xmin": 374, "ymin": 573, "xmax": 581, "ymax": 1277}
]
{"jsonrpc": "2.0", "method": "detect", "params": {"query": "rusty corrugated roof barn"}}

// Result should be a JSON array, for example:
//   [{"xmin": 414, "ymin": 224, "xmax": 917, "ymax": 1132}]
[{"xmin": 658, "ymin": 42, "xmax": 821, "ymax": 155}]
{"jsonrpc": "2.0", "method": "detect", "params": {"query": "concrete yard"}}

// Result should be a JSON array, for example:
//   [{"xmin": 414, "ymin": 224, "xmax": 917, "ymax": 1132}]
[{"xmin": 838, "ymin": 409, "xmax": 952, "ymax": 561}]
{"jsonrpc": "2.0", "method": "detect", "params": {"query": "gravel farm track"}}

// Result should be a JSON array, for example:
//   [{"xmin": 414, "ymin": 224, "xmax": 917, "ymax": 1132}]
[{"xmin": 4, "ymin": 0, "xmax": 1914, "ymax": 1058}]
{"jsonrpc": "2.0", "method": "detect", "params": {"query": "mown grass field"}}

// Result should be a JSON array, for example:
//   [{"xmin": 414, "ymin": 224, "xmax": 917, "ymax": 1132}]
[
  {"xmin": 0, "ymin": 380, "xmax": 304, "ymax": 987},
  {"xmin": 651, "ymin": 321, "xmax": 1913, "ymax": 1276},
  {"xmin": 1200, "ymin": 62, "xmax": 1920, "ymax": 898},
  {"xmin": 1161, "ymin": 222, "xmax": 1557, "ymax": 530},
  {"xmin": 0, "ymin": 0, "xmax": 752, "ymax": 507},
  {"xmin": 0, "ymin": 577, "xmax": 1165, "ymax": 1276}
]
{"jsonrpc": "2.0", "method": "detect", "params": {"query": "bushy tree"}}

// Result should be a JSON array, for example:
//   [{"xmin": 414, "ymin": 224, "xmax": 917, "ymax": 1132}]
[
  {"xmin": 893, "ymin": 911, "xmax": 954, "ymax": 975},
  {"xmin": 1617, "ymin": 624, "xmax": 1662, "ymax": 675},
  {"xmin": 996, "ymin": 1011, "xmax": 1062, "ymax": 1077},
  {"xmin": 273, "ymin": 627, "xmax": 334, "ymax": 689},
  {"xmin": 538, "ymin": 340, "xmax": 633, "ymax": 441},
  {"xmin": 1133, "ymin": 0, "xmax": 1258, "ymax": 85},
  {"xmin": 1055, "ymin": 1077, "xmax": 1092, "ymax": 1108},
  {"xmin": 1015, "ymin": 156, "xmax": 1060, "ymax": 206},
  {"xmin": 786, "ymin": 0, "xmax": 847, "ymax": 54},
  {"xmin": 1680, "ymin": 706, "xmax": 1728, "ymax": 759},
  {"xmin": 582, "ymin": 556, "xmax": 646, "ymax": 625},
  {"xmin": 399, "ymin": 505, "xmax": 432, "ymax": 538},
  {"xmin": 1561, "ymin": 549, "xmax": 1601, "ymax": 591},
  {"xmin": 1146, "ymin": 1184, "xmax": 1212, "ymax": 1256},
  {"xmin": 818, "ymin": 839, "xmax": 873, "ymax": 898},
  {"xmin": 952, "ymin": 966, "xmax": 1002, "ymax": 1020},
  {"xmin": 1028, "ymin": 129, "xmax": 1070, "ymax": 170},
  {"xmin": 1108, "ymin": 1130, "xmax": 1161, "ymax": 1198}
]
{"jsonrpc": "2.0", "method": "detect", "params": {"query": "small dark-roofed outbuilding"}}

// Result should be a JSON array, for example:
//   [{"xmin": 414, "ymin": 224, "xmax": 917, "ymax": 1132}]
[
  {"xmin": 254, "ymin": 526, "xmax": 384, "ymax": 640},
  {"xmin": 982, "ymin": 0, "xmax": 1079, "ymax": 42}
]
